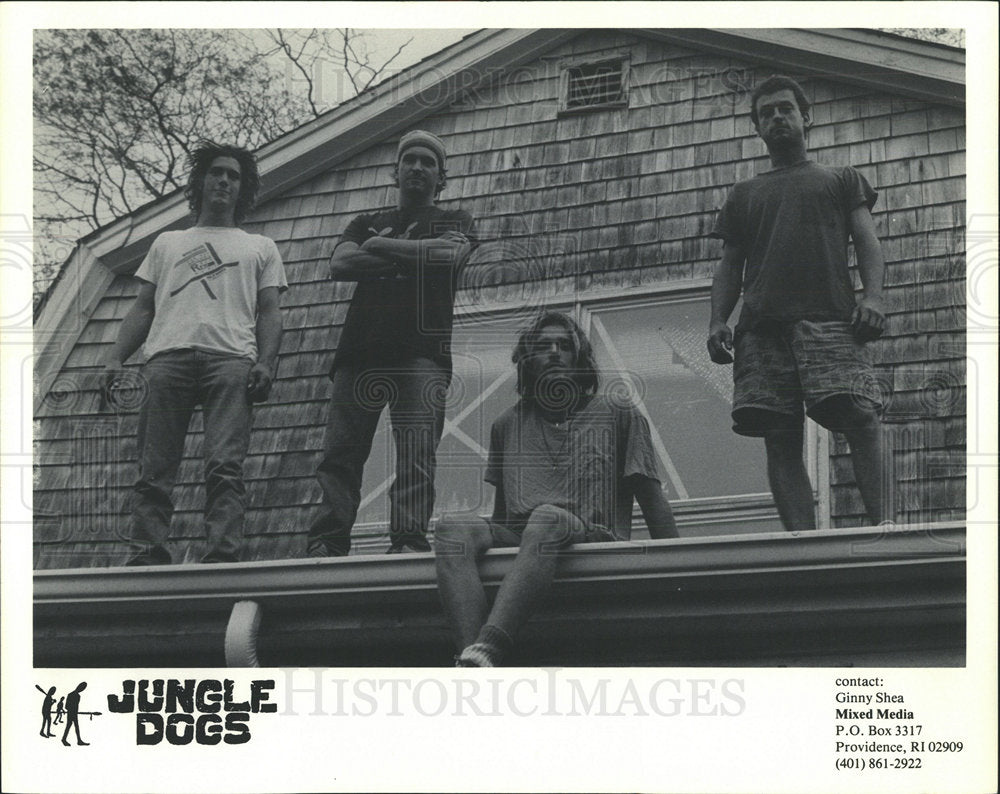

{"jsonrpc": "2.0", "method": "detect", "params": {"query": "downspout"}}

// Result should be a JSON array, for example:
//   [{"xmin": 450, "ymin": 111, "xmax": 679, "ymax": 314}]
[{"xmin": 224, "ymin": 600, "xmax": 263, "ymax": 667}]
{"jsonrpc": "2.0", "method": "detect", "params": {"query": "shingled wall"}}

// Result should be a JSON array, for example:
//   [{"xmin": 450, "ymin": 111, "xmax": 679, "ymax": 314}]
[{"xmin": 33, "ymin": 30, "xmax": 966, "ymax": 568}]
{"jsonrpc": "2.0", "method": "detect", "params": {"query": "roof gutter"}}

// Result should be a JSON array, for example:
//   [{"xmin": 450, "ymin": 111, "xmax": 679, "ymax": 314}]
[{"xmin": 35, "ymin": 523, "xmax": 966, "ymax": 667}]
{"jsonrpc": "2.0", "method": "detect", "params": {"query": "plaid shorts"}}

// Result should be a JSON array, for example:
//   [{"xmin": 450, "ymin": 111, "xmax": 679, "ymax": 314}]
[{"xmin": 732, "ymin": 320, "xmax": 884, "ymax": 436}]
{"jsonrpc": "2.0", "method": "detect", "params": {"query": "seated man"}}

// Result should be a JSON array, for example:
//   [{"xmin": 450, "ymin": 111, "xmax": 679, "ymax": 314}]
[{"xmin": 435, "ymin": 311, "xmax": 678, "ymax": 667}]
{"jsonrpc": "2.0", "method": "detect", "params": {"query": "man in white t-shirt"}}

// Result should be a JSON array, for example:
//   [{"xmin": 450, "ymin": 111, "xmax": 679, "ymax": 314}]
[{"xmin": 102, "ymin": 142, "xmax": 287, "ymax": 565}]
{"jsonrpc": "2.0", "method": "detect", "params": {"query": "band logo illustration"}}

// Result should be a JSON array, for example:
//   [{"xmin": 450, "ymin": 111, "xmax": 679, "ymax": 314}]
[{"xmin": 35, "ymin": 682, "xmax": 101, "ymax": 746}]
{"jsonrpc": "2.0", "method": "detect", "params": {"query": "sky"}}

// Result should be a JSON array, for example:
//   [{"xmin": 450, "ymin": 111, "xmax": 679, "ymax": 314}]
[{"xmin": 355, "ymin": 28, "xmax": 475, "ymax": 65}]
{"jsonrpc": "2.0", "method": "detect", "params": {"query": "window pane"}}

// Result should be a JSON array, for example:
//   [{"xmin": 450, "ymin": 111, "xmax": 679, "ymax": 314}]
[
  {"xmin": 588, "ymin": 298, "xmax": 770, "ymax": 501},
  {"xmin": 435, "ymin": 315, "xmax": 526, "ymax": 518},
  {"xmin": 354, "ymin": 412, "xmax": 393, "ymax": 527}
]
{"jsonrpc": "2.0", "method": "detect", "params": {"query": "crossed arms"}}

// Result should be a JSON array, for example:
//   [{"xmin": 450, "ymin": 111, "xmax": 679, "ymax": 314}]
[{"xmin": 328, "ymin": 229, "xmax": 473, "ymax": 281}]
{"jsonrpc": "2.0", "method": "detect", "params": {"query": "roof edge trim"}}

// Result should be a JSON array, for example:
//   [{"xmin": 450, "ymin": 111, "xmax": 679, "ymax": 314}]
[{"xmin": 35, "ymin": 523, "xmax": 966, "ymax": 615}]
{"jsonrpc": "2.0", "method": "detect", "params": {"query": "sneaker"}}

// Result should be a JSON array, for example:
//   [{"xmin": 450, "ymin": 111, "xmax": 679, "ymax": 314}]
[
  {"xmin": 386, "ymin": 537, "xmax": 431, "ymax": 554},
  {"xmin": 200, "ymin": 552, "xmax": 239, "ymax": 564},
  {"xmin": 456, "ymin": 643, "xmax": 495, "ymax": 667},
  {"xmin": 306, "ymin": 543, "xmax": 348, "ymax": 558},
  {"xmin": 124, "ymin": 550, "xmax": 171, "ymax": 567},
  {"xmin": 386, "ymin": 544, "xmax": 425, "ymax": 555}
]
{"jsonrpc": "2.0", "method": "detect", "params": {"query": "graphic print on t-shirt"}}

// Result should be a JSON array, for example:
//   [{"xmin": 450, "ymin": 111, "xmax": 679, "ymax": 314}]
[
  {"xmin": 168, "ymin": 242, "xmax": 239, "ymax": 300},
  {"xmin": 365, "ymin": 220, "xmax": 419, "ymax": 241}
]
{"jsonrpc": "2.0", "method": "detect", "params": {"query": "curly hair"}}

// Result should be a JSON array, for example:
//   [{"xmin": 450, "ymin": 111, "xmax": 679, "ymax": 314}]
[
  {"xmin": 512, "ymin": 311, "xmax": 599, "ymax": 401},
  {"xmin": 184, "ymin": 141, "xmax": 260, "ymax": 224},
  {"xmin": 749, "ymin": 75, "xmax": 812, "ymax": 129}
]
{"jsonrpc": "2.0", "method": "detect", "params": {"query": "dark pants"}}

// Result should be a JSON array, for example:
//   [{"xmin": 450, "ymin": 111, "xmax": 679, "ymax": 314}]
[
  {"xmin": 309, "ymin": 358, "xmax": 448, "ymax": 555},
  {"xmin": 130, "ymin": 350, "xmax": 253, "ymax": 563}
]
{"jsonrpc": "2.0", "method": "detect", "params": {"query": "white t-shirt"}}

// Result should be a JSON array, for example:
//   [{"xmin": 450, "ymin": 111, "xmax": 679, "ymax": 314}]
[{"xmin": 135, "ymin": 227, "xmax": 287, "ymax": 361}]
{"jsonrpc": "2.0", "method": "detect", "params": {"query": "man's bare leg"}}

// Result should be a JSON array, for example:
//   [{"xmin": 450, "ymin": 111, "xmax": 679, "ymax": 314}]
[
  {"xmin": 434, "ymin": 516, "xmax": 494, "ymax": 651},
  {"xmin": 841, "ymin": 413, "xmax": 888, "ymax": 525},
  {"xmin": 475, "ymin": 505, "xmax": 586, "ymax": 661},
  {"xmin": 763, "ymin": 428, "xmax": 817, "ymax": 531}
]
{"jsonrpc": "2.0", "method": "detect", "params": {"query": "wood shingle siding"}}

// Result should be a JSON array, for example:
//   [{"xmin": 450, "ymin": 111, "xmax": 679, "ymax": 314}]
[{"xmin": 33, "ymin": 30, "xmax": 966, "ymax": 568}]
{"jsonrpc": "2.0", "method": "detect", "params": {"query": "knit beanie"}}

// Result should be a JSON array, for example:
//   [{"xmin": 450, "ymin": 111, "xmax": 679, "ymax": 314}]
[{"xmin": 397, "ymin": 130, "xmax": 447, "ymax": 170}]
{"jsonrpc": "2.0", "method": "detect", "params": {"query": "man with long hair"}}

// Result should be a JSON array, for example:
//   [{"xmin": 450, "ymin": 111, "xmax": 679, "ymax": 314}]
[
  {"xmin": 708, "ymin": 75, "xmax": 887, "ymax": 530},
  {"xmin": 435, "ymin": 311, "xmax": 677, "ymax": 666},
  {"xmin": 103, "ymin": 141, "xmax": 287, "ymax": 564},
  {"xmin": 307, "ymin": 130, "xmax": 475, "ymax": 556}
]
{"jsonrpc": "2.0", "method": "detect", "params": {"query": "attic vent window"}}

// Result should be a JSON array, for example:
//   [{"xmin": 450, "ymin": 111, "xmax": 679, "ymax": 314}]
[{"xmin": 561, "ymin": 58, "xmax": 628, "ymax": 112}]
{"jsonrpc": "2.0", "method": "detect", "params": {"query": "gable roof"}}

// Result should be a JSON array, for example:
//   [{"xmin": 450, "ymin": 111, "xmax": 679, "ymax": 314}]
[{"xmin": 33, "ymin": 28, "xmax": 964, "ymax": 413}]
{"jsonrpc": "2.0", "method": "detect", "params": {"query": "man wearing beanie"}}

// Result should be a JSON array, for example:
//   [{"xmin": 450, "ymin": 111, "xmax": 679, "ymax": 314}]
[{"xmin": 308, "ymin": 129, "xmax": 476, "ymax": 556}]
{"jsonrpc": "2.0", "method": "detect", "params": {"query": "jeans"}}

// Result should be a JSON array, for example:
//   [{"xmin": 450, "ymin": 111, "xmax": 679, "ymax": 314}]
[
  {"xmin": 130, "ymin": 350, "xmax": 253, "ymax": 563},
  {"xmin": 309, "ymin": 357, "xmax": 448, "ymax": 555}
]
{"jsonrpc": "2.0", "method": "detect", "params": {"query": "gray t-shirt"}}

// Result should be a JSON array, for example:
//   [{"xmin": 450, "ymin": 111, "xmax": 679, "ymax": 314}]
[
  {"xmin": 711, "ymin": 161, "xmax": 877, "ymax": 331},
  {"xmin": 485, "ymin": 394, "xmax": 660, "ymax": 540}
]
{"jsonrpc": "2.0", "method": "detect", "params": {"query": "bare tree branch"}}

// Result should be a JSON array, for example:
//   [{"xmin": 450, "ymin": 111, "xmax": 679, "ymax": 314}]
[{"xmin": 33, "ymin": 27, "xmax": 412, "ymax": 306}]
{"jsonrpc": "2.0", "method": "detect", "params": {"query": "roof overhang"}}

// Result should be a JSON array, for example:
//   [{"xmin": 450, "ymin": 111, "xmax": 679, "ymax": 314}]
[
  {"xmin": 638, "ymin": 28, "xmax": 964, "ymax": 107},
  {"xmin": 35, "ymin": 523, "xmax": 966, "ymax": 667}
]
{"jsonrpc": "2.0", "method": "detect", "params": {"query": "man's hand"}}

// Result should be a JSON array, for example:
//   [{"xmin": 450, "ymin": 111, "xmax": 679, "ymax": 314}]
[
  {"xmin": 246, "ymin": 362, "xmax": 274, "ymax": 403},
  {"xmin": 101, "ymin": 359, "xmax": 126, "ymax": 404},
  {"xmin": 851, "ymin": 295, "xmax": 886, "ymax": 342},
  {"xmin": 707, "ymin": 321, "xmax": 734, "ymax": 364},
  {"xmin": 437, "ymin": 230, "xmax": 469, "ymax": 244}
]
